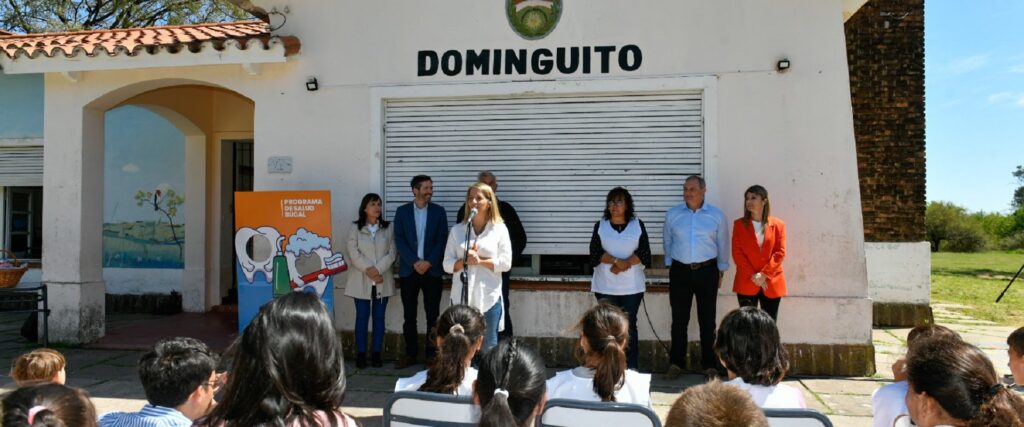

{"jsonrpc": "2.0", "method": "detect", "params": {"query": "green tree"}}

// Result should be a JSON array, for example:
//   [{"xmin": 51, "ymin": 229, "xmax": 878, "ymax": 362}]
[
  {"xmin": 1014, "ymin": 165, "xmax": 1024, "ymax": 210},
  {"xmin": 926, "ymin": 201, "xmax": 987, "ymax": 252},
  {"xmin": 0, "ymin": 0, "xmax": 249, "ymax": 34}
]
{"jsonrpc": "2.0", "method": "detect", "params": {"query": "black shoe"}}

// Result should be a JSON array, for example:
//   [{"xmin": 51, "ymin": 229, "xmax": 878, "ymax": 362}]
[
  {"xmin": 355, "ymin": 352, "xmax": 367, "ymax": 369},
  {"xmin": 371, "ymin": 352, "xmax": 383, "ymax": 368}
]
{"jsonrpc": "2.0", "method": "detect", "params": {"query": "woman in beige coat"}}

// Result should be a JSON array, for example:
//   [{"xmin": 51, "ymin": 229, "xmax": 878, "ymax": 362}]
[{"xmin": 345, "ymin": 193, "xmax": 396, "ymax": 368}]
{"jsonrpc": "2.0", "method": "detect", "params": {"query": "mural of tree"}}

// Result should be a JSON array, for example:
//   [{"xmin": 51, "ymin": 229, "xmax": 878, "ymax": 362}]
[{"xmin": 134, "ymin": 188, "xmax": 184, "ymax": 259}]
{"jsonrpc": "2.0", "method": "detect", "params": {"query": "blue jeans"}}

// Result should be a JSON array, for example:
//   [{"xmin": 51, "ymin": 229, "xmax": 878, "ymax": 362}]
[
  {"xmin": 482, "ymin": 300, "xmax": 503, "ymax": 352},
  {"xmin": 354, "ymin": 296, "xmax": 389, "ymax": 353},
  {"xmin": 594, "ymin": 292, "xmax": 644, "ymax": 370}
]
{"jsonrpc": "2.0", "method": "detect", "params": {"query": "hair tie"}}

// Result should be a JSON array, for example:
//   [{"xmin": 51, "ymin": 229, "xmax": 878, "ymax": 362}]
[
  {"xmin": 493, "ymin": 388, "xmax": 510, "ymax": 398},
  {"xmin": 989, "ymin": 383, "xmax": 1004, "ymax": 397},
  {"xmin": 449, "ymin": 324, "xmax": 465, "ymax": 335},
  {"xmin": 27, "ymin": 405, "xmax": 47, "ymax": 424}
]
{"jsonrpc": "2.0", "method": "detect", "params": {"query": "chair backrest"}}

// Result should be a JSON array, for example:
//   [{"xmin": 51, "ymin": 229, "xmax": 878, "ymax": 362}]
[
  {"xmin": 383, "ymin": 390, "xmax": 480, "ymax": 427},
  {"xmin": 539, "ymin": 398, "xmax": 662, "ymax": 427},
  {"xmin": 763, "ymin": 408, "xmax": 834, "ymax": 427}
]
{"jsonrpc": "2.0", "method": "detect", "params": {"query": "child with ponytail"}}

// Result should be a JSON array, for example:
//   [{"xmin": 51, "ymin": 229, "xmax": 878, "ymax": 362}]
[
  {"xmin": 395, "ymin": 304, "xmax": 485, "ymax": 395},
  {"xmin": 2, "ymin": 383, "xmax": 97, "ymax": 427},
  {"xmin": 474, "ymin": 338, "xmax": 548, "ymax": 427},
  {"xmin": 546, "ymin": 301, "xmax": 651, "ymax": 406},
  {"xmin": 904, "ymin": 337, "xmax": 1024, "ymax": 427}
]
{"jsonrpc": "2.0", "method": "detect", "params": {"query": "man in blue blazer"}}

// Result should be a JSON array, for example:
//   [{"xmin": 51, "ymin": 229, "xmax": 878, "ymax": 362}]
[{"xmin": 393, "ymin": 174, "xmax": 448, "ymax": 368}]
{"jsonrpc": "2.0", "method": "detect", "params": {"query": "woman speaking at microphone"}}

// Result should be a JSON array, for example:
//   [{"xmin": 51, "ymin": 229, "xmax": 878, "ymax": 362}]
[{"xmin": 444, "ymin": 182, "xmax": 512, "ymax": 352}]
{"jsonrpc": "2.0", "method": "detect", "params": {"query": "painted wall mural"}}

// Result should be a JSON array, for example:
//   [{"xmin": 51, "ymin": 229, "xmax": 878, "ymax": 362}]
[{"xmin": 102, "ymin": 105, "xmax": 186, "ymax": 269}]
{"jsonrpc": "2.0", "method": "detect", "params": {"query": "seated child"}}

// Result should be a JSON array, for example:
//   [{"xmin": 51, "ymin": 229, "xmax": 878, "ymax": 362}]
[
  {"xmin": 10, "ymin": 348, "xmax": 66, "ymax": 387},
  {"xmin": 395, "ymin": 304, "xmax": 484, "ymax": 396},
  {"xmin": 664, "ymin": 380, "xmax": 769, "ymax": 427}
]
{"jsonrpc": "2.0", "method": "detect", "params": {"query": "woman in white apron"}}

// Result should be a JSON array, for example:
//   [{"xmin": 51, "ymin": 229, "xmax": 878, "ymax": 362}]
[{"xmin": 588, "ymin": 187, "xmax": 651, "ymax": 370}]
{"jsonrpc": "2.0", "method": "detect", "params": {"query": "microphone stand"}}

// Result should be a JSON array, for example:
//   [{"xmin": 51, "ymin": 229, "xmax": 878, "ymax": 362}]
[
  {"xmin": 460, "ymin": 218, "xmax": 472, "ymax": 305},
  {"xmin": 996, "ymin": 262, "xmax": 1024, "ymax": 303}
]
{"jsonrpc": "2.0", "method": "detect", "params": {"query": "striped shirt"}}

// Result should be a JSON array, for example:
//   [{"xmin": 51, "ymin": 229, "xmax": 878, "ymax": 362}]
[{"xmin": 98, "ymin": 404, "xmax": 192, "ymax": 427}]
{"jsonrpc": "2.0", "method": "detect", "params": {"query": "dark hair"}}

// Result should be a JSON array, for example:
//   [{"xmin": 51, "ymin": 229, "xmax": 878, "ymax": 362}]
[
  {"xmin": 741, "ymin": 185, "xmax": 771, "ymax": 228},
  {"xmin": 906, "ymin": 338, "xmax": 1024, "ymax": 427},
  {"xmin": 576, "ymin": 302, "xmax": 629, "ymax": 402},
  {"xmin": 10, "ymin": 348, "xmax": 65, "ymax": 387},
  {"xmin": 714, "ymin": 307, "xmax": 788, "ymax": 386},
  {"xmin": 665, "ymin": 381, "xmax": 769, "ymax": 427},
  {"xmin": 2, "ymin": 383, "xmax": 97, "ymax": 427},
  {"xmin": 476, "ymin": 339, "xmax": 547, "ymax": 427},
  {"xmin": 419, "ymin": 305, "xmax": 485, "ymax": 394},
  {"xmin": 410, "ymin": 175, "xmax": 432, "ymax": 190},
  {"xmin": 1008, "ymin": 327, "xmax": 1024, "ymax": 356},
  {"xmin": 138, "ymin": 337, "xmax": 219, "ymax": 408},
  {"xmin": 601, "ymin": 187, "xmax": 636, "ymax": 221},
  {"xmin": 354, "ymin": 193, "xmax": 389, "ymax": 229},
  {"xmin": 906, "ymin": 324, "xmax": 960, "ymax": 349},
  {"xmin": 197, "ymin": 292, "xmax": 351, "ymax": 427}
]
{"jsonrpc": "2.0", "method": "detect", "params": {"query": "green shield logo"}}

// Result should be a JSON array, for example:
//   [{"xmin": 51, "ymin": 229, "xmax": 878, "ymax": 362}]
[{"xmin": 507, "ymin": 0, "xmax": 563, "ymax": 40}]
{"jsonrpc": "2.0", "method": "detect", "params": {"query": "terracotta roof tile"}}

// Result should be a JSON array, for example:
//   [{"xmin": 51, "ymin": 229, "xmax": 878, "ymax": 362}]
[{"xmin": 0, "ymin": 21, "xmax": 300, "ymax": 60}]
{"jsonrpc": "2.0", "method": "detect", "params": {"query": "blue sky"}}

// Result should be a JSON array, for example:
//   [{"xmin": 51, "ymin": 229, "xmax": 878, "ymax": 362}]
[
  {"xmin": 926, "ymin": 1, "xmax": 1024, "ymax": 213},
  {"xmin": 103, "ymin": 105, "xmax": 185, "ymax": 224}
]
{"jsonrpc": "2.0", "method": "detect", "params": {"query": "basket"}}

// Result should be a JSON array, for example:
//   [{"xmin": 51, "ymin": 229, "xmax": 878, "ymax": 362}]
[{"xmin": 0, "ymin": 249, "xmax": 28, "ymax": 288}]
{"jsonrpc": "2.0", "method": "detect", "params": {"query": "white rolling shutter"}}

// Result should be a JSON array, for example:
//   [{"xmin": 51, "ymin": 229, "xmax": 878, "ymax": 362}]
[
  {"xmin": 383, "ymin": 91, "xmax": 703, "ymax": 255},
  {"xmin": 0, "ymin": 146, "xmax": 43, "ymax": 186}
]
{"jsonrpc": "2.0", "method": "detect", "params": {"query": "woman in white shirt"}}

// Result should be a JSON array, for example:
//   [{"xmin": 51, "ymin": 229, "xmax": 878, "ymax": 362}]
[
  {"xmin": 395, "ymin": 304, "xmax": 483, "ymax": 396},
  {"xmin": 588, "ymin": 187, "xmax": 651, "ymax": 370},
  {"xmin": 715, "ymin": 306, "xmax": 806, "ymax": 409},
  {"xmin": 444, "ymin": 182, "xmax": 512, "ymax": 352},
  {"xmin": 546, "ymin": 302, "xmax": 651, "ymax": 407}
]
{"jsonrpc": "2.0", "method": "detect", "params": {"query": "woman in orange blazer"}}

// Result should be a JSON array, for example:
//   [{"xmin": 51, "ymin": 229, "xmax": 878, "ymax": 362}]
[{"xmin": 731, "ymin": 185, "xmax": 786, "ymax": 321}]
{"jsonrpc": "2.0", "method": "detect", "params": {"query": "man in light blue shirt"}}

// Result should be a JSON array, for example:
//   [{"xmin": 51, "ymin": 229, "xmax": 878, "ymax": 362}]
[
  {"xmin": 99, "ymin": 337, "xmax": 220, "ymax": 427},
  {"xmin": 662, "ymin": 175, "xmax": 730, "ymax": 381}
]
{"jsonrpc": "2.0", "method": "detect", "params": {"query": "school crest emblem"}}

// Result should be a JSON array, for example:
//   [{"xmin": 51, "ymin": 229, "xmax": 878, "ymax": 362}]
[{"xmin": 506, "ymin": 0, "xmax": 562, "ymax": 40}]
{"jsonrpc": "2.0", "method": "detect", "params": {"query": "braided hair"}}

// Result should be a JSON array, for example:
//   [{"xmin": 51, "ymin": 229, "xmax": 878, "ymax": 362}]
[{"xmin": 476, "ymin": 339, "xmax": 548, "ymax": 427}]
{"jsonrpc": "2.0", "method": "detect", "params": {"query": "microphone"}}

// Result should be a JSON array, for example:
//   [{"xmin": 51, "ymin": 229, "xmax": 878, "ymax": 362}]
[{"xmin": 466, "ymin": 207, "xmax": 479, "ymax": 222}]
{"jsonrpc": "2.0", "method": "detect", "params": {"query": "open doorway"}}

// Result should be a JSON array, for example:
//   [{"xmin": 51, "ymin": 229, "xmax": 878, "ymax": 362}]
[{"xmin": 221, "ymin": 139, "xmax": 253, "ymax": 306}]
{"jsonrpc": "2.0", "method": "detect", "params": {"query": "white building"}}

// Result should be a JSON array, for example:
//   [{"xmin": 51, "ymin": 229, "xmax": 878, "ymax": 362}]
[{"xmin": 0, "ymin": 0, "xmax": 926, "ymax": 375}]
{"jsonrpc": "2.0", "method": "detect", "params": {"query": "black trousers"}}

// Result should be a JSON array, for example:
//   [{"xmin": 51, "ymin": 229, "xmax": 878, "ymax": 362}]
[
  {"xmin": 669, "ymin": 260, "xmax": 720, "ymax": 370},
  {"xmin": 737, "ymin": 289, "xmax": 781, "ymax": 321},
  {"xmin": 499, "ymin": 271, "xmax": 514, "ymax": 338},
  {"xmin": 400, "ymin": 273, "xmax": 443, "ymax": 359}
]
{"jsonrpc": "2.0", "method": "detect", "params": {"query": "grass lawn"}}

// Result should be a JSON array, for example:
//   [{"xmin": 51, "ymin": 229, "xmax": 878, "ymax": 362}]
[{"xmin": 932, "ymin": 251, "xmax": 1024, "ymax": 326}]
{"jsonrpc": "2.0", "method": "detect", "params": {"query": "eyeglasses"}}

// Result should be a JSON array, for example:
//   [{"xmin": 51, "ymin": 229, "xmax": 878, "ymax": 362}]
[{"xmin": 608, "ymin": 200, "xmax": 626, "ymax": 206}]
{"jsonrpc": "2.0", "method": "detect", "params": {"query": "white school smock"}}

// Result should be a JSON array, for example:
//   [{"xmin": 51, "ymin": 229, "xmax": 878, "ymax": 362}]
[
  {"xmin": 545, "ymin": 367, "xmax": 652, "ymax": 407},
  {"xmin": 592, "ymin": 219, "xmax": 646, "ymax": 295},
  {"xmin": 394, "ymin": 367, "xmax": 479, "ymax": 397}
]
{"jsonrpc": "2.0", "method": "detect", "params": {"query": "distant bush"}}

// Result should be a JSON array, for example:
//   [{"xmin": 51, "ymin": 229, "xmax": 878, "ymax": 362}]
[{"xmin": 928, "ymin": 202, "xmax": 1024, "ymax": 252}]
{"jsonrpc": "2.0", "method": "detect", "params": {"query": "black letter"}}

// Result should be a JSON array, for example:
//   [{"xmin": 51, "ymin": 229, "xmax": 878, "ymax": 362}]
[
  {"xmin": 619, "ymin": 45, "xmax": 642, "ymax": 71},
  {"xmin": 532, "ymin": 48, "xmax": 553, "ymax": 75},
  {"xmin": 582, "ymin": 46, "xmax": 591, "ymax": 74},
  {"xmin": 418, "ymin": 51, "xmax": 438, "ymax": 76},
  {"xmin": 556, "ymin": 47, "xmax": 580, "ymax": 74},
  {"xmin": 506, "ymin": 49, "xmax": 527, "ymax": 74},
  {"xmin": 441, "ymin": 50, "xmax": 463, "ymax": 76},
  {"xmin": 595, "ymin": 46, "xmax": 615, "ymax": 73},
  {"xmin": 493, "ymin": 48, "xmax": 503, "ymax": 75},
  {"xmin": 466, "ymin": 50, "xmax": 490, "ymax": 76}
]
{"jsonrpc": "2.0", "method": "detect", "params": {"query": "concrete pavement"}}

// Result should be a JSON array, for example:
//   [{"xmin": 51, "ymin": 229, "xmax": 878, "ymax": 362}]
[{"xmin": 0, "ymin": 302, "xmax": 1016, "ymax": 427}]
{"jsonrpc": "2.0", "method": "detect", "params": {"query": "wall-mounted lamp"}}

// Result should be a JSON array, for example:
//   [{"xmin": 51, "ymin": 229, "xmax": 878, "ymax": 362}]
[
  {"xmin": 306, "ymin": 77, "xmax": 319, "ymax": 91},
  {"xmin": 776, "ymin": 59, "xmax": 791, "ymax": 72}
]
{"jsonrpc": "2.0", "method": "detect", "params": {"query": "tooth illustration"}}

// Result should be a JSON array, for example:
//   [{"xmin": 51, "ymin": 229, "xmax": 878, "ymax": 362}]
[{"xmin": 234, "ymin": 226, "xmax": 283, "ymax": 284}]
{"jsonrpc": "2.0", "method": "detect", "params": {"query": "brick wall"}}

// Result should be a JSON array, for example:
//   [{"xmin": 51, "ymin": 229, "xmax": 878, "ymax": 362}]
[{"xmin": 845, "ymin": 0, "xmax": 926, "ymax": 242}]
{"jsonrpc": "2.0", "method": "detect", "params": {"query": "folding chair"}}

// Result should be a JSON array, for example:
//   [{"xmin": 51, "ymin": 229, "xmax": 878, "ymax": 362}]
[
  {"xmin": 382, "ymin": 390, "xmax": 480, "ymax": 427},
  {"xmin": 763, "ymin": 408, "xmax": 834, "ymax": 427},
  {"xmin": 539, "ymin": 398, "xmax": 662, "ymax": 427}
]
